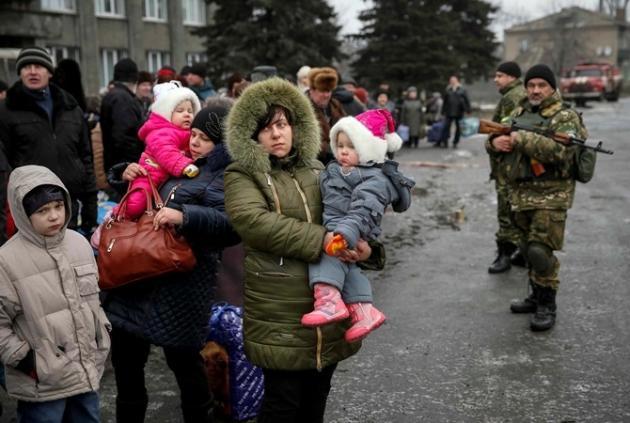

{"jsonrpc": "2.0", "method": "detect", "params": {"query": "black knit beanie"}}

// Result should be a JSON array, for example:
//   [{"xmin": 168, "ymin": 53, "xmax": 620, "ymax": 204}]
[
  {"xmin": 189, "ymin": 63, "xmax": 207, "ymax": 79},
  {"xmin": 191, "ymin": 99, "xmax": 233, "ymax": 144},
  {"xmin": 496, "ymin": 61, "xmax": 521, "ymax": 79},
  {"xmin": 180, "ymin": 65, "xmax": 192, "ymax": 76},
  {"xmin": 23, "ymin": 185, "xmax": 65, "ymax": 217},
  {"xmin": 113, "ymin": 58, "xmax": 139, "ymax": 83},
  {"xmin": 524, "ymin": 64, "xmax": 556, "ymax": 90},
  {"xmin": 16, "ymin": 46, "xmax": 54, "ymax": 75}
]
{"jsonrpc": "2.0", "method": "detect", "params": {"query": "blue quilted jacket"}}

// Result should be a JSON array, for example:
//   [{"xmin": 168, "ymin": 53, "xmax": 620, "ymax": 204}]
[
  {"xmin": 322, "ymin": 160, "xmax": 415, "ymax": 248},
  {"xmin": 103, "ymin": 143, "xmax": 240, "ymax": 348}
]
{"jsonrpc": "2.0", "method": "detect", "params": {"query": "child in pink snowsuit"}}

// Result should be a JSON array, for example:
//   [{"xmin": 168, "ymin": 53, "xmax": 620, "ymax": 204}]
[{"xmin": 115, "ymin": 81, "xmax": 201, "ymax": 218}]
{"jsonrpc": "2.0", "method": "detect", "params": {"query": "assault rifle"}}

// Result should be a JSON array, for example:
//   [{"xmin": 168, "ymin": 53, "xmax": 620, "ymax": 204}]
[{"xmin": 478, "ymin": 119, "xmax": 614, "ymax": 155}]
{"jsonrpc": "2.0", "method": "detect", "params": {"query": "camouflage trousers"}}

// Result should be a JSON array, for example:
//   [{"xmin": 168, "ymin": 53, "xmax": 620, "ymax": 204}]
[
  {"xmin": 514, "ymin": 209, "xmax": 567, "ymax": 290},
  {"xmin": 495, "ymin": 181, "xmax": 522, "ymax": 246}
]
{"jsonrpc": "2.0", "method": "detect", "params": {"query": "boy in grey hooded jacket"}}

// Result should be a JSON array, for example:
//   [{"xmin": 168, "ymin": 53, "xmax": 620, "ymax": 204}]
[
  {"xmin": 301, "ymin": 109, "xmax": 415, "ymax": 343},
  {"xmin": 0, "ymin": 165, "xmax": 110, "ymax": 422}
]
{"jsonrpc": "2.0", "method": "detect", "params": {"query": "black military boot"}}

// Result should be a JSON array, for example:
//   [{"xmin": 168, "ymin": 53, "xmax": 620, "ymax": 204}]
[
  {"xmin": 510, "ymin": 280, "xmax": 539, "ymax": 313},
  {"xmin": 488, "ymin": 242, "xmax": 516, "ymax": 274},
  {"xmin": 530, "ymin": 286, "xmax": 557, "ymax": 331}
]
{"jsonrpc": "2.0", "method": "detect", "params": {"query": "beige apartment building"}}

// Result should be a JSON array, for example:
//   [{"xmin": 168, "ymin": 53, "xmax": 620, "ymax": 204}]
[
  {"xmin": 0, "ymin": 0, "xmax": 210, "ymax": 95},
  {"xmin": 504, "ymin": 6, "xmax": 630, "ymax": 79}
]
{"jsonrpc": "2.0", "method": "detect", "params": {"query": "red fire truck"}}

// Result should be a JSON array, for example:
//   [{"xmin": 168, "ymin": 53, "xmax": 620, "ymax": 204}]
[{"xmin": 560, "ymin": 62, "xmax": 623, "ymax": 106}]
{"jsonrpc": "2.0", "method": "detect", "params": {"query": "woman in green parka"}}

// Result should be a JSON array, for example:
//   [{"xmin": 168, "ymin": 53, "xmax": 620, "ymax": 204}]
[{"xmin": 224, "ymin": 78, "xmax": 368, "ymax": 422}]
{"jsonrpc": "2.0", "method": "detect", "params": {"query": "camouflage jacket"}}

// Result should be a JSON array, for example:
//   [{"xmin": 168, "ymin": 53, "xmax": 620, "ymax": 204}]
[
  {"xmin": 508, "ymin": 91, "xmax": 587, "ymax": 211},
  {"xmin": 485, "ymin": 79, "xmax": 527, "ymax": 181}
]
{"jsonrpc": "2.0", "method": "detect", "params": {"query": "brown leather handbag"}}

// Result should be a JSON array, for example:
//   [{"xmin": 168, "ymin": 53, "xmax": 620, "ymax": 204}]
[{"xmin": 97, "ymin": 175, "xmax": 197, "ymax": 290}]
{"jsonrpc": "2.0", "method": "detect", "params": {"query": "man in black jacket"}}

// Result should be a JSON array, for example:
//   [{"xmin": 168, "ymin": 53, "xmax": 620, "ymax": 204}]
[
  {"xmin": 439, "ymin": 75, "xmax": 471, "ymax": 149},
  {"xmin": 0, "ymin": 46, "xmax": 97, "ymax": 244},
  {"xmin": 100, "ymin": 58, "xmax": 144, "ymax": 176}
]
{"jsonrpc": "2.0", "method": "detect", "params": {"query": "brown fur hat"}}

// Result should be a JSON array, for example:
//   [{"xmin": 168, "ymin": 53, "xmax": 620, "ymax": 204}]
[{"xmin": 308, "ymin": 67, "xmax": 338, "ymax": 92}]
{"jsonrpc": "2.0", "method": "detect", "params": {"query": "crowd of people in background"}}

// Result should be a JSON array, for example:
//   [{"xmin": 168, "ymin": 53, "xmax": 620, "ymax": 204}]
[{"xmin": 0, "ymin": 55, "xmax": 467, "ymax": 185}]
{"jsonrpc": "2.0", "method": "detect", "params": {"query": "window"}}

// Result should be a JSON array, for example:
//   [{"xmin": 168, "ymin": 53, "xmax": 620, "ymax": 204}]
[
  {"xmin": 41, "ymin": 0, "xmax": 75, "ymax": 12},
  {"xmin": 0, "ymin": 48, "xmax": 20, "ymax": 86},
  {"xmin": 519, "ymin": 39, "xmax": 529, "ymax": 53},
  {"xmin": 571, "ymin": 68, "xmax": 603, "ymax": 77},
  {"xmin": 144, "ymin": 0, "xmax": 167, "ymax": 21},
  {"xmin": 147, "ymin": 50, "xmax": 171, "ymax": 73},
  {"xmin": 101, "ymin": 48, "xmax": 128, "ymax": 88},
  {"xmin": 183, "ymin": 0, "xmax": 206, "ymax": 26},
  {"xmin": 47, "ymin": 46, "xmax": 80, "ymax": 66},
  {"xmin": 186, "ymin": 52, "xmax": 207, "ymax": 65},
  {"xmin": 596, "ymin": 46, "xmax": 613, "ymax": 57},
  {"xmin": 95, "ymin": 0, "xmax": 125, "ymax": 17}
]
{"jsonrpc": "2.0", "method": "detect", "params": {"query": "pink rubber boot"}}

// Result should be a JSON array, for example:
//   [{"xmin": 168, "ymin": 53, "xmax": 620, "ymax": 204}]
[
  {"xmin": 345, "ymin": 303, "xmax": 387, "ymax": 343},
  {"xmin": 301, "ymin": 284, "xmax": 349, "ymax": 327}
]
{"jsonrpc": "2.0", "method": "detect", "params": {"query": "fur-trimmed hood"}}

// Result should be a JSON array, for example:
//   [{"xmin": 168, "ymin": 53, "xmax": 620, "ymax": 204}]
[{"xmin": 226, "ymin": 78, "xmax": 321, "ymax": 174}]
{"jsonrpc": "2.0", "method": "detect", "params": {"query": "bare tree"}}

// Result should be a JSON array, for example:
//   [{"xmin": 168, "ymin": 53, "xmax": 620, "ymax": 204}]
[
  {"xmin": 599, "ymin": 0, "xmax": 629, "ymax": 18},
  {"xmin": 515, "ymin": 7, "xmax": 591, "ymax": 75},
  {"xmin": 548, "ymin": 11, "xmax": 591, "ymax": 74}
]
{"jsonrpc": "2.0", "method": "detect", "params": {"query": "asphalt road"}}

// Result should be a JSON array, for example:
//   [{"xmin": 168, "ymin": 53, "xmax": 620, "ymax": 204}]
[
  {"xmin": 1, "ymin": 98, "xmax": 629, "ymax": 423},
  {"xmin": 325, "ymin": 98, "xmax": 630, "ymax": 423}
]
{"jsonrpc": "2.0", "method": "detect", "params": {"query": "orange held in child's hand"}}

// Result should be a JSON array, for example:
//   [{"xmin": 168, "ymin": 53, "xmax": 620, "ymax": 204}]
[{"xmin": 325, "ymin": 234, "xmax": 348, "ymax": 256}]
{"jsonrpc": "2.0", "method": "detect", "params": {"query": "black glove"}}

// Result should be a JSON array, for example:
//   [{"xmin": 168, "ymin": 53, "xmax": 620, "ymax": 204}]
[{"xmin": 106, "ymin": 162, "xmax": 131, "ymax": 196}]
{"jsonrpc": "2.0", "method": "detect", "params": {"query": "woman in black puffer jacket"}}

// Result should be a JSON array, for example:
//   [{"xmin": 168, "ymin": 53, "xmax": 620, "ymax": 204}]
[{"xmin": 102, "ymin": 98, "xmax": 240, "ymax": 423}]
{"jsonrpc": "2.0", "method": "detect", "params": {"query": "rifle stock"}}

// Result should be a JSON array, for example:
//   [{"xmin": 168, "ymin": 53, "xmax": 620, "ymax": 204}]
[{"xmin": 478, "ymin": 119, "xmax": 510, "ymax": 136}]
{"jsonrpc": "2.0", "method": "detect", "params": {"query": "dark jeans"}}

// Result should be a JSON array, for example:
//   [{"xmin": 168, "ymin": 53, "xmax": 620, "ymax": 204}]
[
  {"xmin": 17, "ymin": 391, "xmax": 99, "ymax": 423},
  {"xmin": 441, "ymin": 116, "xmax": 461, "ymax": 146},
  {"xmin": 110, "ymin": 327, "xmax": 212, "ymax": 423},
  {"xmin": 258, "ymin": 364, "xmax": 337, "ymax": 423}
]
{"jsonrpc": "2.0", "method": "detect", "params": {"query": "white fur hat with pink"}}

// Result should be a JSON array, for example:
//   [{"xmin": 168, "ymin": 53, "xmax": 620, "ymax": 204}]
[
  {"xmin": 150, "ymin": 80, "xmax": 201, "ymax": 122},
  {"xmin": 330, "ymin": 109, "xmax": 403, "ymax": 164}
]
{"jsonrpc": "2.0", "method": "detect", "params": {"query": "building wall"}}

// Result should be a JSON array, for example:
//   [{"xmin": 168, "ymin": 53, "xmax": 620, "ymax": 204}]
[
  {"xmin": 505, "ymin": 27, "xmax": 620, "ymax": 71},
  {"xmin": 503, "ymin": 8, "xmax": 629, "ymax": 80},
  {"xmin": 0, "ymin": 0, "xmax": 210, "ymax": 95}
]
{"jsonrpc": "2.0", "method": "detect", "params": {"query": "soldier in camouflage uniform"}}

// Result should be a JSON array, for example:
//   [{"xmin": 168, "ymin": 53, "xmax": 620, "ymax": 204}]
[
  {"xmin": 486, "ymin": 62, "xmax": 527, "ymax": 274},
  {"xmin": 487, "ymin": 64, "xmax": 587, "ymax": 331}
]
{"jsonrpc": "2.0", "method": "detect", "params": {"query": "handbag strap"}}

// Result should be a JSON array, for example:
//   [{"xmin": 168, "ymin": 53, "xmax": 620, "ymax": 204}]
[
  {"xmin": 142, "ymin": 163, "xmax": 164, "ymax": 208},
  {"xmin": 137, "ymin": 159, "xmax": 164, "ymax": 210},
  {"xmin": 115, "ymin": 187, "xmax": 153, "ymax": 219},
  {"xmin": 115, "ymin": 172, "xmax": 164, "ymax": 219}
]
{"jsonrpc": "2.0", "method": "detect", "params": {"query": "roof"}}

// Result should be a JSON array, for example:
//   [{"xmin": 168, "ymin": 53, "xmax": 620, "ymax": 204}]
[{"xmin": 506, "ymin": 6, "xmax": 626, "ymax": 33}]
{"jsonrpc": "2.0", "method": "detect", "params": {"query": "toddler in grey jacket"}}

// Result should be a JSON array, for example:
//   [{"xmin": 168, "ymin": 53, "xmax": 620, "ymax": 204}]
[{"xmin": 302, "ymin": 109, "xmax": 415, "ymax": 343}]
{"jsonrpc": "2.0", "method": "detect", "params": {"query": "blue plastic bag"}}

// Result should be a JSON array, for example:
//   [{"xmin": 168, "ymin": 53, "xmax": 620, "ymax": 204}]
[
  {"xmin": 459, "ymin": 116, "xmax": 480, "ymax": 138},
  {"xmin": 396, "ymin": 124, "xmax": 410, "ymax": 143},
  {"xmin": 208, "ymin": 303, "xmax": 264, "ymax": 421}
]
